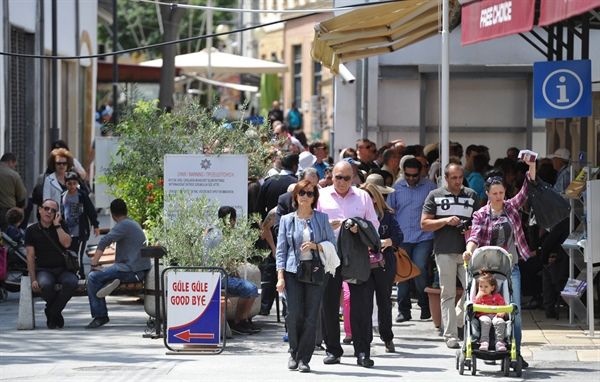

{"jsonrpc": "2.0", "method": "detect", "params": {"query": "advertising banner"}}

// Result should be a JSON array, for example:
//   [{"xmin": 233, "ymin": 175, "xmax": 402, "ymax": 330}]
[
  {"xmin": 166, "ymin": 271, "xmax": 221, "ymax": 345},
  {"xmin": 461, "ymin": 0, "xmax": 535, "ymax": 45},
  {"xmin": 164, "ymin": 154, "xmax": 248, "ymax": 216}
]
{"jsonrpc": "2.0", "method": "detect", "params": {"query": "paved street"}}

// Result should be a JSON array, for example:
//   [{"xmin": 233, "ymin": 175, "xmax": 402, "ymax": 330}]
[{"xmin": 1, "ymin": 289, "xmax": 599, "ymax": 382}]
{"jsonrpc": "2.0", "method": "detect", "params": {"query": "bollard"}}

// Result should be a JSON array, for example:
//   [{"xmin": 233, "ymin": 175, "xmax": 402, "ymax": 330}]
[{"xmin": 17, "ymin": 276, "xmax": 35, "ymax": 330}]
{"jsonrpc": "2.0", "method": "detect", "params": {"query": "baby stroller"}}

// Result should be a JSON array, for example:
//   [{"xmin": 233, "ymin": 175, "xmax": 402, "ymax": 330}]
[
  {"xmin": 1, "ymin": 231, "xmax": 28, "ymax": 293},
  {"xmin": 456, "ymin": 246, "xmax": 523, "ymax": 377}
]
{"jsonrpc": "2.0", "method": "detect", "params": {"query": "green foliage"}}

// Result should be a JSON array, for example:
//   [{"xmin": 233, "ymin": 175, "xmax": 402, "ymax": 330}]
[
  {"xmin": 98, "ymin": 0, "xmax": 238, "ymax": 59},
  {"xmin": 147, "ymin": 192, "xmax": 267, "ymax": 272},
  {"xmin": 104, "ymin": 99, "xmax": 272, "ymax": 229}
]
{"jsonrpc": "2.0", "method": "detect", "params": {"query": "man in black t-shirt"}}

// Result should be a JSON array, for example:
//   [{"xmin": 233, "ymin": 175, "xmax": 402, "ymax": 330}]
[
  {"xmin": 25, "ymin": 198, "xmax": 78, "ymax": 329},
  {"xmin": 421, "ymin": 163, "xmax": 479, "ymax": 349}
]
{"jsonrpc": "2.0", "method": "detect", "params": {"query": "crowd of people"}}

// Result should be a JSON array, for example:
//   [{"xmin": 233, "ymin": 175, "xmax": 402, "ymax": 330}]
[
  {"xmin": 251, "ymin": 116, "xmax": 578, "ymax": 372},
  {"xmin": 0, "ymin": 107, "xmax": 582, "ymax": 373}
]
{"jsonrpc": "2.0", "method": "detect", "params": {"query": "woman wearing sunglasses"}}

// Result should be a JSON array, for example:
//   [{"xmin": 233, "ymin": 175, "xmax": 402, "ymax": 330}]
[
  {"xmin": 463, "ymin": 157, "xmax": 536, "ymax": 368},
  {"xmin": 275, "ymin": 179, "xmax": 336, "ymax": 373},
  {"xmin": 43, "ymin": 148, "xmax": 75, "ymax": 206},
  {"xmin": 359, "ymin": 182, "xmax": 403, "ymax": 353}
]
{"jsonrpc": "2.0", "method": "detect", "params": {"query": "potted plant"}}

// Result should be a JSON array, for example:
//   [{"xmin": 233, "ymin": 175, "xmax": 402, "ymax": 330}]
[{"xmin": 424, "ymin": 264, "xmax": 464, "ymax": 329}]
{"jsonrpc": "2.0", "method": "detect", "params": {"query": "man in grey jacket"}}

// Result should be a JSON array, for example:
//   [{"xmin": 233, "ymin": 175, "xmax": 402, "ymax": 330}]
[{"xmin": 85, "ymin": 199, "xmax": 149, "ymax": 329}]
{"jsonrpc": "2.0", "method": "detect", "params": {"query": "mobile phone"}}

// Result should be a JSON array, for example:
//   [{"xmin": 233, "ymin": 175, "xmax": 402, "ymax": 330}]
[{"xmin": 518, "ymin": 149, "xmax": 538, "ymax": 162}]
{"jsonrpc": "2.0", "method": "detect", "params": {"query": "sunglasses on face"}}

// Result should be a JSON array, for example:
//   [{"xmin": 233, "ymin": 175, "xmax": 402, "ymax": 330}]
[
  {"xmin": 55, "ymin": 161, "xmax": 68, "ymax": 166},
  {"xmin": 334, "ymin": 175, "xmax": 352, "ymax": 182},
  {"xmin": 42, "ymin": 206, "xmax": 58, "ymax": 213},
  {"xmin": 298, "ymin": 190, "xmax": 315, "ymax": 197},
  {"xmin": 404, "ymin": 172, "xmax": 419, "ymax": 178}
]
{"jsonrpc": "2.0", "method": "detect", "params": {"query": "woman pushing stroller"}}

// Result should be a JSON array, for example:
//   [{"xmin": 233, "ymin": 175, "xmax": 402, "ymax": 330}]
[{"xmin": 463, "ymin": 156, "xmax": 536, "ymax": 368}]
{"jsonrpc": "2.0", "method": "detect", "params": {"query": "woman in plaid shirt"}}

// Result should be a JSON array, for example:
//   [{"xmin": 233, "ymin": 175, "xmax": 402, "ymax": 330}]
[{"xmin": 463, "ymin": 158, "xmax": 536, "ymax": 368}]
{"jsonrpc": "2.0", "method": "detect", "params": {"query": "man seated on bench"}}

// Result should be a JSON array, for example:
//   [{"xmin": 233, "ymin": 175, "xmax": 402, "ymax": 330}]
[
  {"xmin": 205, "ymin": 206, "xmax": 260, "ymax": 335},
  {"xmin": 85, "ymin": 198, "xmax": 150, "ymax": 329},
  {"xmin": 25, "ymin": 199, "xmax": 78, "ymax": 329}
]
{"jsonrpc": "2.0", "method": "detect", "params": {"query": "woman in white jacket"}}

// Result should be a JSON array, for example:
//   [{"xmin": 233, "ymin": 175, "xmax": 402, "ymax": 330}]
[{"xmin": 43, "ymin": 148, "xmax": 74, "ymax": 206}]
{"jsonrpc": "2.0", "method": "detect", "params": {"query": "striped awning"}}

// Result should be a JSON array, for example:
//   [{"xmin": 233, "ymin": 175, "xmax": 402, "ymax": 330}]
[{"xmin": 312, "ymin": 0, "xmax": 461, "ymax": 74}]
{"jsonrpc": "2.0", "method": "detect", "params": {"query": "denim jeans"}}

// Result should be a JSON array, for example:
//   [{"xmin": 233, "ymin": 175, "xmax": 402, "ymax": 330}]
[
  {"xmin": 397, "ymin": 240, "xmax": 433, "ymax": 315},
  {"xmin": 87, "ymin": 264, "xmax": 145, "ymax": 318},
  {"xmin": 37, "ymin": 267, "xmax": 78, "ymax": 317},
  {"xmin": 284, "ymin": 271, "xmax": 325, "ymax": 364},
  {"xmin": 511, "ymin": 264, "xmax": 522, "ymax": 353}
]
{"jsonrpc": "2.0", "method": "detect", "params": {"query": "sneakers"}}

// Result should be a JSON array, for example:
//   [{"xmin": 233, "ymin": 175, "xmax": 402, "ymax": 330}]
[
  {"xmin": 495, "ymin": 341, "xmax": 507, "ymax": 352},
  {"xmin": 446, "ymin": 337, "xmax": 460, "ymax": 349},
  {"xmin": 288, "ymin": 356, "xmax": 298, "ymax": 370},
  {"xmin": 85, "ymin": 316, "xmax": 110, "ymax": 329},
  {"xmin": 479, "ymin": 341, "xmax": 489, "ymax": 351},
  {"xmin": 229, "ymin": 320, "xmax": 252, "ymax": 335},
  {"xmin": 395, "ymin": 312, "xmax": 412, "ymax": 323},
  {"xmin": 96, "ymin": 279, "xmax": 120, "ymax": 298}
]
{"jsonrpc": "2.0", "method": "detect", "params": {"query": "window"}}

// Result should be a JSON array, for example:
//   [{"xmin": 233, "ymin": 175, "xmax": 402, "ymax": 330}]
[
  {"xmin": 313, "ymin": 61, "xmax": 322, "ymax": 96},
  {"xmin": 293, "ymin": 44, "xmax": 302, "ymax": 105}
]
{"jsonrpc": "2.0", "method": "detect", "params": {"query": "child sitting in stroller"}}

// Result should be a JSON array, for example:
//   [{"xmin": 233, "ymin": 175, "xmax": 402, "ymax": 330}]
[{"xmin": 474, "ymin": 273, "xmax": 507, "ymax": 352}]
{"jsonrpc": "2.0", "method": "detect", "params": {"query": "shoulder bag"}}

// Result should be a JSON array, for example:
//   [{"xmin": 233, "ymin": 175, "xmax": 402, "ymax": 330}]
[
  {"xmin": 527, "ymin": 177, "xmax": 571, "ymax": 229},
  {"xmin": 394, "ymin": 247, "xmax": 421, "ymax": 283},
  {"xmin": 39, "ymin": 224, "xmax": 79, "ymax": 273},
  {"xmin": 291, "ymin": 216, "xmax": 324, "ymax": 285}
]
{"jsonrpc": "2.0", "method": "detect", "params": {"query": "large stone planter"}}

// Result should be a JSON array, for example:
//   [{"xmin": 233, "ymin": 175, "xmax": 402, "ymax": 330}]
[{"xmin": 424, "ymin": 286, "xmax": 464, "ymax": 329}]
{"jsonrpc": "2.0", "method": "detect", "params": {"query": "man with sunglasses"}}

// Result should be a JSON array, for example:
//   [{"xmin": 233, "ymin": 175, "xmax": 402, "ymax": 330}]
[
  {"xmin": 25, "ymin": 199, "xmax": 78, "ymax": 329},
  {"xmin": 388, "ymin": 158, "xmax": 436, "ymax": 323},
  {"xmin": 317, "ymin": 160, "xmax": 379, "ymax": 368}
]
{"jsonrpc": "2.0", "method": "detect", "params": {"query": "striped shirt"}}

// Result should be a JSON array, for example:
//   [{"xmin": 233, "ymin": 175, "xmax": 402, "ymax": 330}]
[{"xmin": 387, "ymin": 178, "xmax": 436, "ymax": 243}]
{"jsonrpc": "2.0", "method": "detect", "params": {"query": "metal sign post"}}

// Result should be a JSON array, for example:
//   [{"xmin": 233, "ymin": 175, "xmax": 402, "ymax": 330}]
[{"xmin": 162, "ymin": 266, "xmax": 228, "ymax": 355}]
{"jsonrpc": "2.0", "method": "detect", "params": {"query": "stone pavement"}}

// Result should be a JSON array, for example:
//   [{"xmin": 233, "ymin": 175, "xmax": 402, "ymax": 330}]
[{"xmin": 0, "ymin": 291, "xmax": 599, "ymax": 382}]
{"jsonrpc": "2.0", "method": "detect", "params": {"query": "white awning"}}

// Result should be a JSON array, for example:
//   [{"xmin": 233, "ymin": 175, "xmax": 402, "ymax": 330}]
[{"xmin": 140, "ymin": 48, "xmax": 288, "ymax": 74}]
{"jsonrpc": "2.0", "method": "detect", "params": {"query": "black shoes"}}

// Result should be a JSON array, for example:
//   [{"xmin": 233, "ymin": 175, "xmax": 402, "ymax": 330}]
[
  {"xmin": 395, "ymin": 312, "xmax": 412, "ymax": 323},
  {"xmin": 323, "ymin": 353, "xmax": 341, "ymax": 364},
  {"xmin": 342, "ymin": 336, "xmax": 353, "ymax": 344},
  {"xmin": 55, "ymin": 312, "xmax": 64, "ymax": 329},
  {"xmin": 298, "ymin": 360, "xmax": 310, "ymax": 373},
  {"xmin": 45, "ymin": 309, "xmax": 57, "ymax": 329},
  {"xmin": 288, "ymin": 356, "xmax": 298, "ymax": 370},
  {"xmin": 229, "ymin": 321, "xmax": 252, "ymax": 335},
  {"xmin": 384, "ymin": 340, "xmax": 395, "ymax": 353},
  {"xmin": 357, "ymin": 353, "xmax": 374, "ymax": 368},
  {"xmin": 85, "ymin": 316, "xmax": 109, "ymax": 329},
  {"xmin": 420, "ymin": 309, "xmax": 432, "ymax": 320},
  {"xmin": 244, "ymin": 319, "xmax": 262, "ymax": 333}
]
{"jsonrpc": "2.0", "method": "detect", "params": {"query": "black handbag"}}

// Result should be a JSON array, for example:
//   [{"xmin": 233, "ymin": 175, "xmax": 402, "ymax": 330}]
[
  {"xmin": 527, "ymin": 177, "xmax": 571, "ymax": 229},
  {"xmin": 291, "ymin": 217, "xmax": 324, "ymax": 285},
  {"xmin": 40, "ymin": 224, "xmax": 80, "ymax": 273}
]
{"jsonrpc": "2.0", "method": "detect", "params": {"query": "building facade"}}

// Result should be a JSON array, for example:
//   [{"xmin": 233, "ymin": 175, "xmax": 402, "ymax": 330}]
[{"xmin": 0, "ymin": 0, "xmax": 97, "ymax": 190}]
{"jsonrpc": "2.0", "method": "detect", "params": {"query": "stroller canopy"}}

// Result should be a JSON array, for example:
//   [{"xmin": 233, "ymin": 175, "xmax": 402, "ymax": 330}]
[{"xmin": 469, "ymin": 246, "xmax": 513, "ymax": 280}]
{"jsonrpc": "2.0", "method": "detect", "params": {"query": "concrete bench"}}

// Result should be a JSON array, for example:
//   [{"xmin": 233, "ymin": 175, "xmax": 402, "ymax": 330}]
[{"xmin": 17, "ymin": 275, "xmax": 146, "ymax": 330}]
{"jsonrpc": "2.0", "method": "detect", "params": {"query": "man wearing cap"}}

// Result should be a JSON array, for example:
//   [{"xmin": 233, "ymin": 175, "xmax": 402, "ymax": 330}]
[
  {"xmin": 387, "ymin": 158, "xmax": 436, "ymax": 323},
  {"xmin": 549, "ymin": 148, "xmax": 571, "ymax": 194},
  {"xmin": 317, "ymin": 160, "xmax": 379, "ymax": 368}
]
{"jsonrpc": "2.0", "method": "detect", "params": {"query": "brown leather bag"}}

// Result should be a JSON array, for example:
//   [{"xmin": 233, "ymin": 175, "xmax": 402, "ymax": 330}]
[{"xmin": 394, "ymin": 247, "xmax": 421, "ymax": 283}]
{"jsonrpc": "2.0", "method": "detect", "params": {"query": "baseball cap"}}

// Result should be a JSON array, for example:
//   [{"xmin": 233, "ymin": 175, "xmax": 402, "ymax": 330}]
[
  {"xmin": 343, "ymin": 157, "xmax": 359, "ymax": 166},
  {"xmin": 365, "ymin": 173, "xmax": 394, "ymax": 195},
  {"xmin": 298, "ymin": 151, "xmax": 316, "ymax": 171},
  {"xmin": 548, "ymin": 148, "xmax": 570, "ymax": 161}
]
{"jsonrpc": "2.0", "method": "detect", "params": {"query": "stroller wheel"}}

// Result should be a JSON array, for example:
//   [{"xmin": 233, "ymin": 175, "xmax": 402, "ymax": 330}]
[
  {"xmin": 515, "ymin": 356, "xmax": 523, "ymax": 377},
  {"xmin": 458, "ymin": 351, "xmax": 465, "ymax": 375},
  {"xmin": 502, "ymin": 356, "xmax": 510, "ymax": 376},
  {"xmin": 471, "ymin": 355, "xmax": 477, "ymax": 375}
]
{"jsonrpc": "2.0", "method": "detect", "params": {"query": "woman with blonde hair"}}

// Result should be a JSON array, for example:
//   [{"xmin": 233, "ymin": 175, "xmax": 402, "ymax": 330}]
[{"xmin": 358, "ymin": 183, "xmax": 403, "ymax": 353}]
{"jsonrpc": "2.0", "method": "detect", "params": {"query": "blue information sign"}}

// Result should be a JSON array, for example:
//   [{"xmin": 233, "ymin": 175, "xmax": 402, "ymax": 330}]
[{"xmin": 533, "ymin": 60, "xmax": 591, "ymax": 119}]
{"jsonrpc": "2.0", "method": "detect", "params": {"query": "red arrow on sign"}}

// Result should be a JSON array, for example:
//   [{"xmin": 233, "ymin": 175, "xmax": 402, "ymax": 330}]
[{"xmin": 174, "ymin": 329, "xmax": 215, "ymax": 342}]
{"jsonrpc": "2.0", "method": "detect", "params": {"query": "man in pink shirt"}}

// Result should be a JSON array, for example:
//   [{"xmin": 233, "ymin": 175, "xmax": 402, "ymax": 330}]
[{"xmin": 317, "ymin": 161, "xmax": 379, "ymax": 368}]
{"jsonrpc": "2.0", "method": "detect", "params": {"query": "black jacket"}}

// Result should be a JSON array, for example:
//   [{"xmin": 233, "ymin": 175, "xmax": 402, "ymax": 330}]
[
  {"xmin": 338, "ymin": 217, "xmax": 381, "ymax": 283},
  {"xmin": 60, "ymin": 189, "xmax": 99, "ymax": 241},
  {"xmin": 257, "ymin": 173, "xmax": 297, "ymax": 218}
]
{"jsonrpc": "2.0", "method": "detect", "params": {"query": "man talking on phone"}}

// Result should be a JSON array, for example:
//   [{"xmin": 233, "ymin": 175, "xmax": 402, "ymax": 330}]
[
  {"xmin": 25, "ymin": 198, "xmax": 78, "ymax": 329},
  {"xmin": 317, "ymin": 160, "xmax": 379, "ymax": 367}
]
